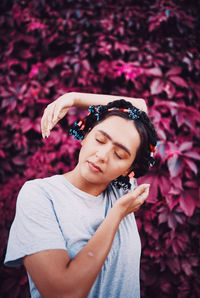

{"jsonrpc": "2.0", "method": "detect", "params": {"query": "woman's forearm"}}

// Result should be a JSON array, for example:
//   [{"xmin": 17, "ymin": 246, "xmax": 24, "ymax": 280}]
[
  {"xmin": 63, "ymin": 205, "xmax": 122, "ymax": 297},
  {"xmin": 71, "ymin": 92, "xmax": 148, "ymax": 113}
]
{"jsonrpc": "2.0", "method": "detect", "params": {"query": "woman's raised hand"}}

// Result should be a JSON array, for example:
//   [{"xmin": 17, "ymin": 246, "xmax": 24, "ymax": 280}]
[
  {"xmin": 41, "ymin": 93, "xmax": 74, "ymax": 138},
  {"xmin": 115, "ymin": 184, "xmax": 150, "ymax": 218}
]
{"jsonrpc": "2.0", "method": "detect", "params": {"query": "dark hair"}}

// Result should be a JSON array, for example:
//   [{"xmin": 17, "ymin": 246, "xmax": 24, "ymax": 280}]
[{"xmin": 69, "ymin": 99, "xmax": 157, "ymax": 190}]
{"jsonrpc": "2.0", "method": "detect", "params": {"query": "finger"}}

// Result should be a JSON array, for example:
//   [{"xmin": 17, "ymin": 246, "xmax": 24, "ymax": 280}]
[
  {"xmin": 131, "ymin": 184, "xmax": 150, "ymax": 198},
  {"xmin": 130, "ymin": 185, "xmax": 150, "ymax": 208},
  {"xmin": 41, "ymin": 107, "xmax": 48, "ymax": 138},
  {"xmin": 52, "ymin": 106, "xmax": 63, "ymax": 125},
  {"xmin": 41, "ymin": 115, "xmax": 45, "ymax": 138},
  {"xmin": 52, "ymin": 103, "xmax": 69, "ymax": 124},
  {"xmin": 43, "ymin": 106, "xmax": 52, "ymax": 138},
  {"xmin": 45, "ymin": 105, "xmax": 55, "ymax": 137},
  {"xmin": 52, "ymin": 100, "xmax": 65, "ymax": 123},
  {"xmin": 43, "ymin": 107, "xmax": 50, "ymax": 137},
  {"xmin": 137, "ymin": 186, "xmax": 150, "ymax": 204},
  {"xmin": 132, "ymin": 191, "xmax": 149, "ymax": 212}
]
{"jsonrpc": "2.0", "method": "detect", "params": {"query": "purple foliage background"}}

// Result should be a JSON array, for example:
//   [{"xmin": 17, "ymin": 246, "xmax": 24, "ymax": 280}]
[{"xmin": 0, "ymin": 0, "xmax": 200, "ymax": 297}]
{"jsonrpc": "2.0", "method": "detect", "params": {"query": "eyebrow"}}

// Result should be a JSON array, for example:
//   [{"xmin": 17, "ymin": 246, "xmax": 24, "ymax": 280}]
[{"xmin": 97, "ymin": 130, "xmax": 131, "ymax": 156}]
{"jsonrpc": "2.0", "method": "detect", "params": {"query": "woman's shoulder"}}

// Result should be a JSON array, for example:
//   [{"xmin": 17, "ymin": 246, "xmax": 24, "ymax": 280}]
[
  {"xmin": 22, "ymin": 174, "xmax": 63, "ymax": 190},
  {"xmin": 17, "ymin": 175, "xmax": 63, "ymax": 205}
]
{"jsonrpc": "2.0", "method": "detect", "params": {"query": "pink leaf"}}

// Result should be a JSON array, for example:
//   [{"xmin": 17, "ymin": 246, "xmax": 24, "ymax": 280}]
[
  {"xmin": 167, "ymin": 155, "xmax": 183, "ymax": 178},
  {"xmin": 138, "ymin": 174, "xmax": 158, "ymax": 203},
  {"xmin": 168, "ymin": 213, "xmax": 177, "ymax": 230},
  {"xmin": 184, "ymin": 159, "xmax": 198, "ymax": 174},
  {"xmin": 170, "ymin": 76, "xmax": 188, "ymax": 88},
  {"xmin": 82, "ymin": 60, "xmax": 90, "ymax": 71},
  {"xmin": 27, "ymin": 22, "xmax": 47, "ymax": 32},
  {"xmin": 149, "ymin": 21, "xmax": 159, "ymax": 32},
  {"xmin": 179, "ymin": 191, "xmax": 196, "ymax": 217},
  {"xmin": 159, "ymin": 176, "xmax": 171, "ymax": 196},
  {"xmin": 167, "ymin": 257, "xmax": 181, "ymax": 274},
  {"xmin": 20, "ymin": 118, "xmax": 33, "ymax": 133},
  {"xmin": 166, "ymin": 196, "xmax": 179, "ymax": 210},
  {"xmin": 0, "ymin": 149, "xmax": 6, "ymax": 158},
  {"xmin": 164, "ymin": 82, "xmax": 176, "ymax": 99},
  {"xmin": 158, "ymin": 212, "xmax": 168, "ymax": 224},
  {"xmin": 184, "ymin": 181, "xmax": 197, "ymax": 188},
  {"xmin": 166, "ymin": 67, "xmax": 182, "ymax": 77},
  {"xmin": 144, "ymin": 67, "xmax": 162, "ymax": 77},
  {"xmin": 12, "ymin": 156, "xmax": 25, "ymax": 165},
  {"xmin": 150, "ymin": 78, "xmax": 165, "ymax": 95},
  {"xmin": 179, "ymin": 142, "xmax": 193, "ymax": 152},
  {"xmin": 183, "ymin": 151, "xmax": 200, "ymax": 160},
  {"xmin": 181, "ymin": 259, "xmax": 193, "ymax": 276}
]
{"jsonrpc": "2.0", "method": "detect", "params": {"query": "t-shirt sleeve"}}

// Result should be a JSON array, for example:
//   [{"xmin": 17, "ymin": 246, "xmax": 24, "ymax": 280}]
[{"xmin": 4, "ymin": 180, "xmax": 66, "ymax": 267}]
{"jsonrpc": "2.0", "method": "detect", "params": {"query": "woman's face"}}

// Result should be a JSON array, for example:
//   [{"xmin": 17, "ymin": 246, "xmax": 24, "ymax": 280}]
[{"xmin": 76, "ymin": 116, "xmax": 141, "ymax": 191}]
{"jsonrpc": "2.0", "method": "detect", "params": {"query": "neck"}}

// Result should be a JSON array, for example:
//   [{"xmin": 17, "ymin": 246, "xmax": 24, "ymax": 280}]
[{"xmin": 63, "ymin": 166, "xmax": 108, "ymax": 197}]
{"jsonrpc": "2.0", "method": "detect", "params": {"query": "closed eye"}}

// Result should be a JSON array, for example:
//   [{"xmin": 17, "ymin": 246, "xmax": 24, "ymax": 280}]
[
  {"xmin": 115, "ymin": 152, "xmax": 122, "ymax": 159},
  {"xmin": 95, "ymin": 138, "xmax": 105, "ymax": 144}
]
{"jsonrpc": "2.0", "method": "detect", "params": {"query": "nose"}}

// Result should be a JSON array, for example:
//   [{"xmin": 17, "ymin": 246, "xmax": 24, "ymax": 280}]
[{"xmin": 95, "ymin": 144, "xmax": 111, "ymax": 162}]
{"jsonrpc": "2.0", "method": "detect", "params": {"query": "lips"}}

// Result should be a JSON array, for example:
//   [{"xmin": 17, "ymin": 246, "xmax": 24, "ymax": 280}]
[{"xmin": 87, "ymin": 161, "xmax": 102, "ymax": 173}]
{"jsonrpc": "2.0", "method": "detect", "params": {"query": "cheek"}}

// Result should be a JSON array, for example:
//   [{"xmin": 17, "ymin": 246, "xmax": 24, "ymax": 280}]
[
  {"xmin": 79, "ymin": 139, "xmax": 94, "ymax": 160},
  {"xmin": 110, "ymin": 161, "xmax": 131, "ymax": 177}
]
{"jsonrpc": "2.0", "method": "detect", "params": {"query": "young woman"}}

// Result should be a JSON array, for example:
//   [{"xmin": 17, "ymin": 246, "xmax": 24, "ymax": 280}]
[{"xmin": 4, "ymin": 92, "xmax": 157, "ymax": 298}]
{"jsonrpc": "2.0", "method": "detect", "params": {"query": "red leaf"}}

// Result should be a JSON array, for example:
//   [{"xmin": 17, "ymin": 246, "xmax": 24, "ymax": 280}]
[
  {"xmin": 82, "ymin": 59, "xmax": 90, "ymax": 71},
  {"xmin": 149, "ymin": 21, "xmax": 159, "ymax": 32},
  {"xmin": 181, "ymin": 259, "xmax": 193, "ymax": 276},
  {"xmin": 159, "ymin": 176, "xmax": 171, "ymax": 196},
  {"xmin": 164, "ymin": 82, "xmax": 176, "ymax": 99},
  {"xmin": 12, "ymin": 156, "xmax": 25, "ymax": 165},
  {"xmin": 166, "ymin": 196, "xmax": 179, "ymax": 210},
  {"xmin": 20, "ymin": 118, "xmax": 33, "ymax": 133},
  {"xmin": 150, "ymin": 78, "xmax": 165, "ymax": 95},
  {"xmin": 184, "ymin": 181, "xmax": 197, "ymax": 188},
  {"xmin": 171, "ymin": 177, "xmax": 182, "ymax": 191},
  {"xmin": 158, "ymin": 212, "xmax": 168, "ymax": 224},
  {"xmin": 19, "ymin": 49, "xmax": 32, "ymax": 59},
  {"xmin": 183, "ymin": 151, "xmax": 200, "ymax": 160},
  {"xmin": 166, "ymin": 67, "xmax": 182, "ymax": 77},
  {"xmin": 167, "ymin": 257, "xmax": 181, "ymax": 274},
  {"xmin": 179, "ymin": 191, "xmax": 196, "ymax": 217},
  {"xmin": 138, "ymin": 174, "xmax": 158, "ymax": 203},
  {"xmin": 179, "ymin": 142, "xmax": 193, "ymax": 152},
  {"xmin": 170, "ymin": 76, "xmax": 188, "ymax": 88},
  {"xmin": 168, "ymin": 213, "xmax": 177, "ymax": 230},
  {"xmin": 144, "ymin": 67, "xmax": 162, "ymax": 77},
  {"xmin": 167, "ymin": 156, "xmax": 183, "ymax": 178},
  {"xmin": 184, "ymin": 159, "xmax": 198, "ymax": 174},
  {"xmin": 0, "ymin": 149, "xmax": 6, "ymax": 158}
]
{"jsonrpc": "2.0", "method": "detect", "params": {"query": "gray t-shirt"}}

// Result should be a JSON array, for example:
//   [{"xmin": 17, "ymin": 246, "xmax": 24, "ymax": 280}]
[{"xmin": 4, "ymin": 175, "xmax": 141, "ymax": 298}]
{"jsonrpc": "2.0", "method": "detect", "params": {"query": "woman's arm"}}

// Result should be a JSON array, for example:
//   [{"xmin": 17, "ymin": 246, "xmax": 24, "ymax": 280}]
[
  {"xmin": 72, "ymin": 92, "xmax": 148, "ymax": 112},
  {"xmin": 41, "ymin": 92, "xmax": 148, "ymax": 138},
  {"xmin": 23, "ymin": 184, "xmax": 149, "ymax": 298}
]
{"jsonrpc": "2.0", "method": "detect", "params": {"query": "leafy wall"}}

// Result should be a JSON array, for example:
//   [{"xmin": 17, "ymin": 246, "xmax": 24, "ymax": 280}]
[{"xmin": 0, "ymin": 1, "xmax": 199, "ymax": 297}]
